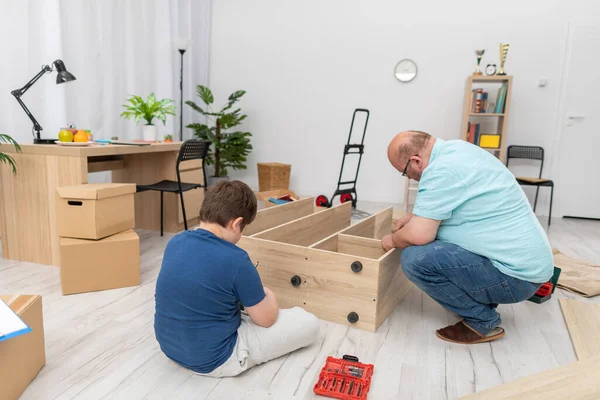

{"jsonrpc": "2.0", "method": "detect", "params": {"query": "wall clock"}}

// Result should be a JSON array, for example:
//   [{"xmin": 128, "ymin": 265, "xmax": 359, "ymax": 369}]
[{"xmin": 394, "ymin": 59, "xmax": 417, "ymax": 82}]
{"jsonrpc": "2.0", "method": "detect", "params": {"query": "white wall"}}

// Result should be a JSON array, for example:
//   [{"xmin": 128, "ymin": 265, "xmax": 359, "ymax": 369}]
[{"xmin": 209, "ymin": 0, "xmax": 597, "ymax": 213}]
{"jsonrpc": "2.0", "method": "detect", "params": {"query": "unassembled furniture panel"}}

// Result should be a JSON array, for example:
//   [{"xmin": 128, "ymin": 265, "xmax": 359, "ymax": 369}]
[
  {"xmin": 559, "ymin": 298, "xmax": 600, "ymax": 360},
  {"xmin": 239, "ymin": 199, "xmax": 412, "ymax": 332},
  {"xmin": 460, "ymin": 354, "xmax": 600, "ymax": 399}
]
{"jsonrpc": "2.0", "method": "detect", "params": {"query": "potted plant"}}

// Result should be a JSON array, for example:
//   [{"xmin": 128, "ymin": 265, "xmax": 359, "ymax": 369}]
[
  {"xmin": 0, "ymin": 134, "xmax": 21, "ymax": 174},
  {"xmin": 164, "ymin": 134, "xmax": 174, "ymax": 143},
  {"xmin": 120, "ymin": 93, "xmax": 176, "ymax": 141},
  {"xmin": 186, "ymin": 85, "xmax": 252, "ymax": 185}
]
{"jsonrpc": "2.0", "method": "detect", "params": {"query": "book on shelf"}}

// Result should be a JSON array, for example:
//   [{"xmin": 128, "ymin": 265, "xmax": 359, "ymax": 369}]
[
  {"xmin": 466, "ymin": 123, "xmax": 501, "ymax": 149},
  {"xmin": 494, "ymin": 82, "xmax": 508, "ymax": 114},
  {"xmin": 466, "ymin": 122, "xmax": 481, "ymax": 145},
  {"xmin": 469, "ymin": 82, "xmax": 508, "ymax": 114},
  {"xmin": 470, "ymin": 88, "xmax": 487, "ymax": 113}
]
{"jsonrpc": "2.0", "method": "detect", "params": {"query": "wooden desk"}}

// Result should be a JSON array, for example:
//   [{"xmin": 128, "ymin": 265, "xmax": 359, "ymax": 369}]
[{"xmin": 0, "ymin": 142, "xmax": 204, "ymax": 266}]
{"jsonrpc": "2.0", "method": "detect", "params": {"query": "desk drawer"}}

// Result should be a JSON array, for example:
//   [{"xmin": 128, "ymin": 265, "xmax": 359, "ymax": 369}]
[{"xmin": 88, "ymin": 156, "xmax": 124, "ymax": 173}]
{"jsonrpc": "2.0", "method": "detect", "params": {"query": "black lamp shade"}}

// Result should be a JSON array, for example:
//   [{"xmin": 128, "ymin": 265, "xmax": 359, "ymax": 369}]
[{"xmin": 53, "ymin": 60, "xmax": 76, "ymax": 84}]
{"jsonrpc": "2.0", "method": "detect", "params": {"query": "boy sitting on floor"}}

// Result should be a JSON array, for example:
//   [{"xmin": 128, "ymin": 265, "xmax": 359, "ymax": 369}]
[{"xmin": 154, "ymin": 180, "xmax": 320, "ymax": 377}]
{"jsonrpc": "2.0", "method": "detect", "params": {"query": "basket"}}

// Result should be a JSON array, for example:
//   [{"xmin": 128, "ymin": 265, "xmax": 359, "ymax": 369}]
[
  {"xmin": 255, "ymin": 189, "xmax": 299, "ymax": 208},
  {"xmin": 257, "ymin": 163, "xmax": 291, "ymax": 191}
]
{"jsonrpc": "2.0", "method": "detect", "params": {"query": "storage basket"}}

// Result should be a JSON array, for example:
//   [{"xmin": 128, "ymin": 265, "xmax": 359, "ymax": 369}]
[{"xmin": 257, "ymin": 163, "xmax": 291, "ymax": 191}]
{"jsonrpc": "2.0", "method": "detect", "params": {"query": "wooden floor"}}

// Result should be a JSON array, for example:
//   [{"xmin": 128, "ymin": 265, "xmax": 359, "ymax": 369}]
[{"xmin": 2, "ymin": 202, "xmax": 599, "ymax": 400}]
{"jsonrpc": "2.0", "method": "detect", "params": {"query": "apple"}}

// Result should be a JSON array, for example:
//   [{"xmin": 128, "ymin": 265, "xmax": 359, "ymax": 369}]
[{"xmin": 58, "ymin": 130, "xmax": 73, "ymax": 142}]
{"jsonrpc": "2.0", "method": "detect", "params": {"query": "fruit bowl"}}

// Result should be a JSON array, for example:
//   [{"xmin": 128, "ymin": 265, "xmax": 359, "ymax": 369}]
[
  {"xmin": 58, "ymin": 128, "xmax": 93, "ymax": 144},
  {"xmin": 54, "ymin": 141, "xmax": 94, "ymax": 146}
]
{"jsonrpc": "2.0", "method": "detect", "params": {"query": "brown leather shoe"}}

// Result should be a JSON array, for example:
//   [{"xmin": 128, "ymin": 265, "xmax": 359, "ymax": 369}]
[{"xmin": 436, "ymin": 321, "xmax": 505, "ymax": 344}]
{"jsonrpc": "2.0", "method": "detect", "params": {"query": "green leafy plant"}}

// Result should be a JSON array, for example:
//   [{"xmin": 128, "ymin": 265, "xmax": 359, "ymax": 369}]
[
  {"xmin": 120, "ymin": 93, "xmax": 176, "ymax": 126},
  {"xmin": 186, "ymin": 85, "xmax": 252, "ymax": 177},
  {"xmin": 0, "ymin": 134, "xmax": 21, "ymax": 174}
]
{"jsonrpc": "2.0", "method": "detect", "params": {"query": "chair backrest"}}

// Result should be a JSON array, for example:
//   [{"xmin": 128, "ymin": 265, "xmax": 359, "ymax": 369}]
[
  {"xmin": 505, "ymin": 145, "xmax": 544, "ymax": 178},
  {"xmin": 176, "ymin": 139, "xmax": 210, "ymax": 189},
  {"xmin": 177, "ymin": 139, "xmax": 210, "ymax": 164}
]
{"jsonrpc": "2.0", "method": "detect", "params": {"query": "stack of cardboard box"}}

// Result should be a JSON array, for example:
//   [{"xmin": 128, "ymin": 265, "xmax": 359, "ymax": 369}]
[{"xmin": 55, "ymin": 183, "xmax": 141, "ymax": 295}]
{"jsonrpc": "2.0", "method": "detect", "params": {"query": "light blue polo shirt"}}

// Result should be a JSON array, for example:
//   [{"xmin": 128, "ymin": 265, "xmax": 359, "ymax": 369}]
[{"xmin": 412, "ymin": 138, "xmax": 554, "ymax": 283}]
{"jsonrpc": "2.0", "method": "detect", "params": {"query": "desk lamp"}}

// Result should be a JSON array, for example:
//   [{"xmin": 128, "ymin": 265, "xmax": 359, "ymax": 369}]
[{"xmin": 11, "ymin": 60, "xmax": 76, "ymax": 144}]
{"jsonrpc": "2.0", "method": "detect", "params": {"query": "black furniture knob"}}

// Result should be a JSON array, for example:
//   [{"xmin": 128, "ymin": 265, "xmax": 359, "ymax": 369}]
[
  {"xmin": 291, "ymin": 275, "xmax": 302, "ymax": 287},
  {"xmin": 351, "ymin": 261, "xmax": 363, "ymax": 273},
  {"xmin": 347, "ymin": 312, "xmax": 359, "ymax": 324}
]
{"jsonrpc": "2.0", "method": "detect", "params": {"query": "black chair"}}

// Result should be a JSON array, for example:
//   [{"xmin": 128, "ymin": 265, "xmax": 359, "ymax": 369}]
[
  {"xmin": 505, "ymin": 145, "xmax": 554, "ymax": 226},
  {"xmin": 137, "ymin": 139, "xmax": 209, "ymax": 235}
]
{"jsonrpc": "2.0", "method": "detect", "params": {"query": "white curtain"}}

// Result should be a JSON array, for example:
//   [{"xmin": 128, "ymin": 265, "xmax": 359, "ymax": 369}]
[{"xmin": 0, "ymin": 0, "xmax": 211, "ymax": 145}]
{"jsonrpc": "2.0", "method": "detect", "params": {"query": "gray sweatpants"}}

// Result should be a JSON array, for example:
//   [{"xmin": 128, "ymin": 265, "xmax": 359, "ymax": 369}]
[{"xmin": 195, "ymin": 307, "xmax": 320, "ymax": 378}]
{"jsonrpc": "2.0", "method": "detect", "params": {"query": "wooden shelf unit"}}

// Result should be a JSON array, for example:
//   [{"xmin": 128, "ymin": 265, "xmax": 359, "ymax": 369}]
[
  {"xmin": 461, "ymin": 75, "xmax": 513, "ymax": 161},
  {"xmin": 240, "ymin": 199, "xmax": 412, "ymax": 332}
]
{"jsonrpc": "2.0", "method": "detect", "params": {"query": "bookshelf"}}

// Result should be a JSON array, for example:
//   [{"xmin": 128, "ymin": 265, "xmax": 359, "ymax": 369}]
[{"xmin": 461, "ymin": 75, "xmax": 513, "ymax": 161}]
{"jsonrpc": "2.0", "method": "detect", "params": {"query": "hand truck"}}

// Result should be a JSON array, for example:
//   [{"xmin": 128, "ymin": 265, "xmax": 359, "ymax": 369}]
[{"xmin": 316, "ymin": 108, "xmax": 370, "ymax": 209}]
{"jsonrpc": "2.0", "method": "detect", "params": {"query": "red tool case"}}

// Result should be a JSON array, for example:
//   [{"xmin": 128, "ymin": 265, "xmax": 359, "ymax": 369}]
[
  {"xmin": 534, "ymin": 282, "xmax": 554, "ymax": 297},
  {"xmin": 313, "ymin": 355, "xmax": 374, "ymax": 399}
]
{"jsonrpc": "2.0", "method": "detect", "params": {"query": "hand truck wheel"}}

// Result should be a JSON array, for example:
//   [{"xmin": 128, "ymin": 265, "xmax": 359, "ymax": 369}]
[
  {"xmin": 316, "ymin": 195, "xmax": 330, "ymax": 208},
  {"xmin": 340, "ymin": 193, "xmax": 353, "ymax": 204}
]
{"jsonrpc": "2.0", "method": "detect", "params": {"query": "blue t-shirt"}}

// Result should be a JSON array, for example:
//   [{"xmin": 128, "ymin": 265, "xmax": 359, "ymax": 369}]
[
  {"xmin": 154, "ymin": 229, "xmax": 265, "ymax": 374},
  {"xmin": 412, "ymin": 138, "xmax": 554, "ymax": 283}
]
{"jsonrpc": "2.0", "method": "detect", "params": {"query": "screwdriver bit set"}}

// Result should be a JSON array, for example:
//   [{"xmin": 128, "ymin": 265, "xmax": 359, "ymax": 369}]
[{"xmin": 313, "ymin": 355, "xmax": 374, "ymax": 399}]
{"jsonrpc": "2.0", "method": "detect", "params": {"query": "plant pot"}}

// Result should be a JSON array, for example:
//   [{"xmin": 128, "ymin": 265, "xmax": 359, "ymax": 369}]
[
  {"xmin": 207, "ymin": 175, "xmax": 230, "ymax": 187},
  {"xmin": 142, "ymin": 125, "xmax": 157, "ymax": 141}
]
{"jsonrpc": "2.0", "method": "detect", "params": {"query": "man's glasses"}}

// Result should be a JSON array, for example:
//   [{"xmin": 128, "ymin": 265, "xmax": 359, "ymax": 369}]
[{"xmin": 402, "ymin": 154, "xmax": 418, "ymax": 177}]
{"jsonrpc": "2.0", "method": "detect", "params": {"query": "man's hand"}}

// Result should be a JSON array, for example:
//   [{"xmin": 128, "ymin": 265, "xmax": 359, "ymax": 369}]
[
  {"xmin": 381, "ymin": 234, "xmax": 395, "ymax": 252},
  {"xmin": 382, "ymin": 216, "xmax": 441, "ymax": 250},
  {"xmin": 393, "ymin": 213, "xmax": 413, "ymax": 233}
]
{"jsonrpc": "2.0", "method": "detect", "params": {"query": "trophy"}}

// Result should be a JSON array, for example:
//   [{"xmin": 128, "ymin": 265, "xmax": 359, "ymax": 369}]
[
  {"xmin": 498, "ymin": 43, "xmax": 510, "ymax": 75},
  {"xmin": 473, "ymin": 49, "xmax": 485, "ymax": 75}
]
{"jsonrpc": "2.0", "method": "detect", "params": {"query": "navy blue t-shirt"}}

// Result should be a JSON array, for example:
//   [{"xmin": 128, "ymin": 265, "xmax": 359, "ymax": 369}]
[{"xmin": 154, "ymin": 229, "xmax": 265, "ymax": 373}]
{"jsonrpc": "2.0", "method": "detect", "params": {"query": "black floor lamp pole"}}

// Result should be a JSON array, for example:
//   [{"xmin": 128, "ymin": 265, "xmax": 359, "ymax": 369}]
[{"xmin": 179, "ymin": 49, "xmax": 185, "ymax": 142}]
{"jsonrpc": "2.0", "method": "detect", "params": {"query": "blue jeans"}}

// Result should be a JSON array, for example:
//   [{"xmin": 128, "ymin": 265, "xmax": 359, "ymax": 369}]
[{"xmin": 401, "ymin": 240, "xmax": 542, "ymax": 335}]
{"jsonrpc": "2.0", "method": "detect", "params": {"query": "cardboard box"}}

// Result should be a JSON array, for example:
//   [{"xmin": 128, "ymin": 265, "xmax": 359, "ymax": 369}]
[
  {"xmin": 0, "ymin": 295, "xmax": 46, "ymax": 400},
  {"xmin": 60, "ymin": 229, "xmax": 141, "ymax": 295},
  {"xmin": 56, "ymin": 183, "xmax": 136, "ymax": 240},
  {"xmin": 255, "ymin": 189, "xmax": 299, "ymax": 208}
]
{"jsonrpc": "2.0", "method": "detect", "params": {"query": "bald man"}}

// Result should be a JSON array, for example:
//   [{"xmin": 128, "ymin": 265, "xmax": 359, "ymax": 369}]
[{"xmin": 383, "ymin": 131, "xmax": 553, "ymax": 344}]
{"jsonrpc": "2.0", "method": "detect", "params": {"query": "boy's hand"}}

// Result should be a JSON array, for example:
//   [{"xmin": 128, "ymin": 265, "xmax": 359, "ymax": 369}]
[{"xmin": 246, "ymin": 286, "xmax": 279, "ymax": 328}]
